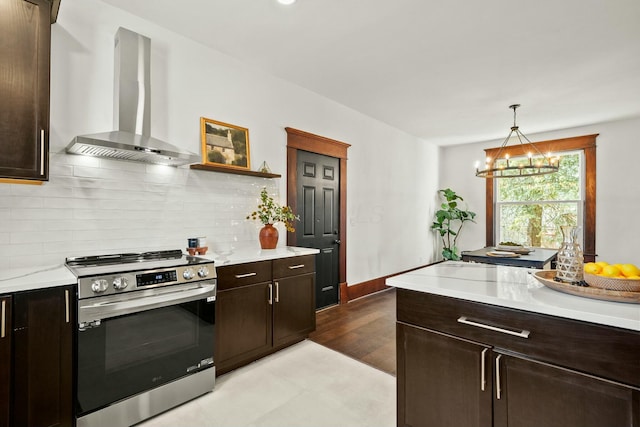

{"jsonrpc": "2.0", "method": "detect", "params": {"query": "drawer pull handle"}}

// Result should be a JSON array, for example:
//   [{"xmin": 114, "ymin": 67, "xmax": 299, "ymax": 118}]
[
  {"xmin": 65, "ymin": 290, "xmax": 70, "ymax": 323},
  {"xmin": 288, "ymin": 264, "xmax": 305, "ymax": 270},
  {"xmin": 275, "ymin": 282, "xmax": 279, "ymax": 303},
  {"xmin": 480, "ymin": 348, "xmax": 488, "ymax": 391},
  {"xmin": 457, "ymin": 316, "xmax": 530, "ymax": 339},
  {"xmin": 268, "ymin": 284, "xmax": 273, "ymax": 305},
  {"xmin": 495, "ymin": 354, "xmax": 503, "ymax": 400},
  {"xmin": 1, "ymin": 300, "xmax": 6, "ymax": 338},
  {"xmin": 235, "ymin": 272, "xmax": 257, "ymax": 279},
  {"xmin": 40, "ymin": 129, "xmax": 45, "ymax": 175}
]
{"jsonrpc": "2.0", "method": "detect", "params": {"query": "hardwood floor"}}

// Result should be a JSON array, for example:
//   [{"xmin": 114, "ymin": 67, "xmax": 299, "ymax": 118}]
[{"xmin": 309, "ymin": 288, "xmax": 396, "ymax": 376}]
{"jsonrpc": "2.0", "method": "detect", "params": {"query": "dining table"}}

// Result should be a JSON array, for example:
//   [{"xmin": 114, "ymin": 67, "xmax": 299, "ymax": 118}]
[{"xmin": 461, "ymin": 246, "xmax": 558, "ymax": 269}]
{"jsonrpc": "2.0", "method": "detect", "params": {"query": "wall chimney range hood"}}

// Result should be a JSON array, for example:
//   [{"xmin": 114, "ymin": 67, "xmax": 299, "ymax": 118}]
[{"xmin": 66, "ymin": 27, "xmax": 199, "ymax": 166}]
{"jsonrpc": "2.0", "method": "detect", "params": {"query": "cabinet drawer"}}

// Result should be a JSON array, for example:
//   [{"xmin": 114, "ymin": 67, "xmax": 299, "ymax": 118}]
[
  {"xmin": 397, "ymin": 289, "xmax": 640, "ymax": 387},
  {"xmin": 273, "ymin": 255, "xmax": 315, "ymax": 278},
  {"xmin": 217, "ymin": 261, "xmax": 272, "ymax": 290}
]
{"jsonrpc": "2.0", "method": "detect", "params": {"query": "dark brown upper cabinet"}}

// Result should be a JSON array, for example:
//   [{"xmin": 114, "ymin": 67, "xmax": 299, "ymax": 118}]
[{"xmin": 0, "ymin": 0, "xmax": 59, "ymax": 182}]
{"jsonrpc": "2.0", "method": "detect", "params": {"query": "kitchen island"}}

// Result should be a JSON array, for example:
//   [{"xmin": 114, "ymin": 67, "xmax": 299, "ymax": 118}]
[{"xmin": 387, "ymin": 262, "xmax": 640, "ymax": 427}]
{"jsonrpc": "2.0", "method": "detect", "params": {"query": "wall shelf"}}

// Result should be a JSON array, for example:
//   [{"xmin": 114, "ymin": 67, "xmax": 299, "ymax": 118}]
[{"xmin": 190, "ymin": 163, "xmax": 281, "ymax": 178}]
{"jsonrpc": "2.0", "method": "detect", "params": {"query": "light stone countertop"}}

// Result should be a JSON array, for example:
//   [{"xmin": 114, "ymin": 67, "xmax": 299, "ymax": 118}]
[
  {"xmin": 192, "ymin": 245, "xmax": 319, "ymax": 266},
  {"xmin": 0, "ymin": 264, "xmax": 77, "ymax": 294},
  {"xmin": 386, "ymin": 261, "xmax": 640, "ymax": 332},
  {"xmin": 0, "ymin": 246, "xmax": 319, "ymax": 295}
]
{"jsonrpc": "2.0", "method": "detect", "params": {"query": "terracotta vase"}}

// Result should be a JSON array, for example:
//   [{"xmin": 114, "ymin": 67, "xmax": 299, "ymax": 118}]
[{"xmin": 259, "ymin": 224, "xmax": 279, "ymax": 249}]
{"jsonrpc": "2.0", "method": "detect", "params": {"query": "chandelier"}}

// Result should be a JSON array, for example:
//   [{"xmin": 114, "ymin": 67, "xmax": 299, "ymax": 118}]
[{"xmin": 475, "ymin": 104, "xmax": 559, "ymax": 178}]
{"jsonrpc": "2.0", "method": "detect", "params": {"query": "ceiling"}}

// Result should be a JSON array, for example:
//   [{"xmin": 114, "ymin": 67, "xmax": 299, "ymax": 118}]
[{"xmin": 98, "ymin": 0, "xmax": 640, "ymax": 146}]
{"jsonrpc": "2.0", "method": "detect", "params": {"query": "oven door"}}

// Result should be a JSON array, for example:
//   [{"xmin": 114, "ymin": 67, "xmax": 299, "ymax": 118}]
[{"xmin": 76, "ymin": 282, "xmax": 215, "ymax": 417}]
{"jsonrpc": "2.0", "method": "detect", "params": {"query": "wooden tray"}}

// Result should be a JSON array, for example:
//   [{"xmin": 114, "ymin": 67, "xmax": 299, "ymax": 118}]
[{"xmin": 532, "ymin": 270, "xmax": 640, "ymax": 304}]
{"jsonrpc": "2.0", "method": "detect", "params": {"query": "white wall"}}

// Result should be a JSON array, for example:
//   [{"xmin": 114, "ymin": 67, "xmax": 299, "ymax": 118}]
[
  {"xmin": 439, "ymin": 116, "xmax": 640, "ymax": 263},
  {"xmin": 0, "ymin": 0, "xmax": 438, "ymax": 285}
]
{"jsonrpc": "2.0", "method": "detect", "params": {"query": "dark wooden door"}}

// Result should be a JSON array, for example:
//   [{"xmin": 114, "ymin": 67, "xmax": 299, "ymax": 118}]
[
  {"xmin": 215, "ymin": 282, "xmax": 273, "ymax": 374},
  {"xmin": 0, "ymin": 0, "xmax": 50, "ymax": 181},
  {"xmin": 0, "ymin": 295, "xmax": 12, "ymax": 427},
  {"xmin": 296, "ymin": 150, "xmax": 340, "ymax": 309},
  {"xmin": 397, "ymin": 322, "xmax": 492, "ymax": 427},
  {"xmin": 13, "ymin": 286, "xmax": 73, "ymax": 427},
  {"xmin": 493, "ymin": 352, "xmax": 639, "ymax": 427},
  {"xmin": 273, "ymin": 273, "xmax": 316, "ymax": 348}
]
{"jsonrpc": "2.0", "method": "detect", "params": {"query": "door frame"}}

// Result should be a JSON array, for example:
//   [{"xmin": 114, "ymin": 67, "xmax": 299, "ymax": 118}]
[{"xmin": 285, "ymin": 127, "xmax": 350, "ymax": 303}]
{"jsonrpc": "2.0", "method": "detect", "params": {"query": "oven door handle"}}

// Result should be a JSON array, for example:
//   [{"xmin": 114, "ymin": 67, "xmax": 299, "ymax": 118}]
[{"xmin": 79, "ymin": 284, "xmax": 216, "ymax": 323}]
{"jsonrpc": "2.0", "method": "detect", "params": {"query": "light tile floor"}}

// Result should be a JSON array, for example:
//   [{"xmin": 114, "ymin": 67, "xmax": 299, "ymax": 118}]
[{"xmin": 138, "ymin": 340, "xmax": 396, "ymax": 427}]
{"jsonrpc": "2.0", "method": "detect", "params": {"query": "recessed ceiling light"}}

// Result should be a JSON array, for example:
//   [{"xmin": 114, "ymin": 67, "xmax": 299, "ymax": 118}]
[{"xmin": 278, "ymin": 0, "xmax": 297, "ymax": 5}]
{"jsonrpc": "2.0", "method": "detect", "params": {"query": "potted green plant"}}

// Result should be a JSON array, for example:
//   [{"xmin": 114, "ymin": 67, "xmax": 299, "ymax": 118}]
[
  {"xmin": 431, "ymin": 188, "xmax": 476, "ymax": 261},
  {"xmin": 247, "ymin": 187, "xmax": 299, "ymax": 249}
]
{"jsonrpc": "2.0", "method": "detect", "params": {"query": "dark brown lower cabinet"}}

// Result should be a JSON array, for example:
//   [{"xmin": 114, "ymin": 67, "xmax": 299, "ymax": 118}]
[
  {"xmin": 216, "ymin": 255, "xmax": 316, "ymax": 375},
  {"xmin": 397, "ymin": 323, "xmax": 492, "ymax": 427},
  {"xmin": 12, "ymin": 286, "xmax": 74, "ymax": 427},
  {"xmin": 1, "ymin": 295, "xmax": 12, "ymax": 427},
  {"xmin": 494, "ymin": 353, "xmax": 639, "ymax": 427},
  {"xmin": 272, "ymin": 271, "xmax": 315, "ymax": 348},
  {"xmin": 397, "ymin": 289, "xmax": 640, "ymax": 427},
  {"xmin": 216, "ymin": 282, "xmax": 273, "ymax": 372}
]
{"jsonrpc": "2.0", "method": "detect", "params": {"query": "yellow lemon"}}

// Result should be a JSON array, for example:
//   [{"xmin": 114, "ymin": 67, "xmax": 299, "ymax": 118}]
[
  {"xmin": 595, "ymin": 261, "xmax": 609, "ymax": 268},
  {"xmin": 613, "ymin": 263, "xmax": 624, "ymax": 270},
  {"xmin": 601, "ymin": 265, "xmax": 621, "ymax": 277},
  {"xmin": 626, "ymin": 275, "xmax": 640, "ymax": 280},
  {"xmin": 583, "ymin": 263, "xmax": 601, "ymax": 275},
  {"xmin": 620, "ymin": 264, "xmax": 640, "ymax": 278}
]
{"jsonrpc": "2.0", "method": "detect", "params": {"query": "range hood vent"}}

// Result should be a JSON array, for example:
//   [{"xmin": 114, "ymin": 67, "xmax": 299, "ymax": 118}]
[{"xmin": 66, "ymin": 27, "xmax": 199, "ymax": 167}]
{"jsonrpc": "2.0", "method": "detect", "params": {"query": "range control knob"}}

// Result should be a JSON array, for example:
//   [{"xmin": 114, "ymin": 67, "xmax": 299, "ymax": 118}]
[
  {"xmin": 197, "ymin": 266, "xmax": 210, "ymax": 278},
  {"xmin": 113, "ymin": 277, "xmax": 129, "ymax": 290},
  {"xmin": 91, "ymin": 279, "xmax": 109, "ymax": 293},
  {"xmin": 183, "ymin": 268, "xmax": 195, "ymax": 280}
]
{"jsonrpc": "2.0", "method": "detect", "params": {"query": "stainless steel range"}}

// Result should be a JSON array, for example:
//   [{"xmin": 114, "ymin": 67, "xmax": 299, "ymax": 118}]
[{"xmin": 66, "ymin": 249, "xmax": 216, "ymax": 427}]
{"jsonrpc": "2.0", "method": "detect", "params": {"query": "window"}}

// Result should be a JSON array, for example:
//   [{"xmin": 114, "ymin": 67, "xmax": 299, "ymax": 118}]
[
  {"xmin": 485, "ymin": 134, "xmax": 597, "ymax": 262},
  {"xmin": 495, "ymin": 151, "xmax": 583, "ymax": 248}
]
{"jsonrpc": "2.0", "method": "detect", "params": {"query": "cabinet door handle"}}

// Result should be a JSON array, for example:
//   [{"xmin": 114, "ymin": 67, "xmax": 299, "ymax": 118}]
[
  {"xmin": 457, "ymin": 316, "xmax": 530, "ymax": 338},
  {"xmin": 1, "ymin": 300, "xmax": 6, "ymax": 338},
  {"xmin": 65, "ymin": 289, "xmax": 70, "ymax": 323},
  {"xmin": 235, "ymin": 272, "xmax": 257, "ymax": 279},
  {"xmin": 480, "ymin": 348, "xmax": 488, "ymax": 391},
  {"xmin": 40, "ymin": 129, "xmax": 45, "ymax": 175},
  {"xmin": 287, "ymin": 264, "xmax": 305, "ymax": 270},
  {"xmin": 275, "ymin": 282, "xmax": 279, "ymax": 303},
  {"xmin": 495, "ymin": 354, "xmax": 503, "ymax": 400},
  {"xmin": 268, "ymin": 284, "xmax": 273, "ymax": 305}
]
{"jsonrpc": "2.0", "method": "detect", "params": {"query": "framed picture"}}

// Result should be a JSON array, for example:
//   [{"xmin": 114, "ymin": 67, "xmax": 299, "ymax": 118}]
[{"xmin": 200, "ymin": 117, "xmax": 251, "ymax": 170}]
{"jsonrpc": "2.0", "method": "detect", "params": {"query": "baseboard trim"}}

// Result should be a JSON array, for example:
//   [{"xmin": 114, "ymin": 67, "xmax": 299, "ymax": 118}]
[
  {"xmin": 341, "ymin": 261, "xmax": 442, "ymax": 303},
  {"xmin": 339, "ymin": 282, "xmax": 349, "ymax": 305}
]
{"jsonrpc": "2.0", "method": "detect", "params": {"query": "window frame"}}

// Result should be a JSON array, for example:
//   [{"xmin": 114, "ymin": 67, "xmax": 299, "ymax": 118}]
[{"xmin": 485, "ymin": 134, "xmax": 598, "ymax": 262}]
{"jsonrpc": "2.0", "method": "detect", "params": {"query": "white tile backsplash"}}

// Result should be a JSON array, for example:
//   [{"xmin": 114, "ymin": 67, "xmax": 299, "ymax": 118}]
[{"xmin": 0, "ymin": 154, "xmax": 280, "ymax": 269}]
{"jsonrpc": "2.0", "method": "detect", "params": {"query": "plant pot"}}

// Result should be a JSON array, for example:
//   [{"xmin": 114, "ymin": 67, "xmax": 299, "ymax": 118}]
[{"xmin": 259, "ymin": 224, "xmax": 279, "ymax": 249}]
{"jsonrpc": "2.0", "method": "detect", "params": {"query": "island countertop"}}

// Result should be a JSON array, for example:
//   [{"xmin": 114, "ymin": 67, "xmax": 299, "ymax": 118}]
[{"xmin": 386, "ymin": 261, "xmax": 640, "ymax": 331}]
